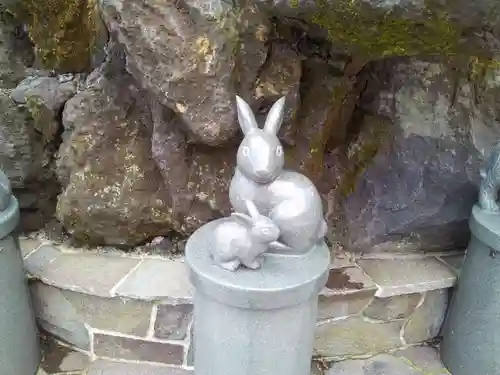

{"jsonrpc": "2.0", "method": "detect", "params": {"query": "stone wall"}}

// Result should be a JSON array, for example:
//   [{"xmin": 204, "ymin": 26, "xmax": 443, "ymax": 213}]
[
  {"xmin": 21, "ymin": 237, "xmax": 461, "ymax": 367},
  {"xmin": 1, "ymin": 1, "xmax": 500, "ymax": 253}
]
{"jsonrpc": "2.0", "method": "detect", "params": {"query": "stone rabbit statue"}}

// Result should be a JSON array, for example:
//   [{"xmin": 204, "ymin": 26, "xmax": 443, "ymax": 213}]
[
  {"xmin": 479, "ymin": 142, "xmax": 500, "ymax": 213},
  {"xmin": 210, "ymin": 199, "xmax": 285, "ymax": 271},
  {"xmin": 229, "ymin": 96, "xmax": 328, "ymax": 255}
]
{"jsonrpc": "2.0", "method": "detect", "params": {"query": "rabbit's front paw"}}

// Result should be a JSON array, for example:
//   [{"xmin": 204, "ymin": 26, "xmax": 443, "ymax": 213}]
[{"xmin": 220, "ymin": 260, "xmax": 240, "ymax": 271}]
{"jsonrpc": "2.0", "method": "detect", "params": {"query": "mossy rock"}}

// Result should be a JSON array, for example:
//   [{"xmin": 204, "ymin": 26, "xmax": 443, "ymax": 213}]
[
  {"xmin": 339, "ymin": 115, "xmax": 393, "ymax": 197},
  {"xmin": 9, "ymin": 0, "xmax": 105, "ymax": 73},
  {"xmin": 310, "ymin": 0, "xmax": 492, "ymax": 61}
]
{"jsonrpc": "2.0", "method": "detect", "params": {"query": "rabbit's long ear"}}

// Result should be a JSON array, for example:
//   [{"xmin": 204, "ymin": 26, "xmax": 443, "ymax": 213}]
[
  {"xmin": 245, "ymin": 200, "xmax": 260, "ymax": 220},
  {"xmin": 231, "ymin": 212, "xmax": 253, "ymax": 227},
  {"xmin": 236, "ymin": 96, "xmax": 258, "ymax": 135},
  {"xmin": 263, "ymin": 96, "xmax": 286, "ymax": 135}
]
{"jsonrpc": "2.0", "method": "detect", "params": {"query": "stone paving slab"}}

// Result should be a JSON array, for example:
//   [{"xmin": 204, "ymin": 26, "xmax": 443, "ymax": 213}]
[
  {"xmin": 87, "ymin": 360, "xmax": 193, "ymax": 375},
  {"xmin": 38, "ymin": 338, "xmax": 448, "ymax": 375},
  {"xmin": 325, "ymin": 346, "xmax": 450, "ymax": 375},
  {"xmin": 114, "ymin": 259, "xmax": 193, "ymax": 303},
  {"xmin": 36, "ymin": 251, "xmax": 140, "ymax": 297},
  {"xmin": 357, "ymin": 258, "xmax": 457, "ymax": 297}
]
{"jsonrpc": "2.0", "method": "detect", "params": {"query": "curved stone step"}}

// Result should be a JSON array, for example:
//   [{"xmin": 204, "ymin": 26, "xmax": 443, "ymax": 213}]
[{"xmin": 21, "ymin": 237, "xmax": 461, "ymax": 367}]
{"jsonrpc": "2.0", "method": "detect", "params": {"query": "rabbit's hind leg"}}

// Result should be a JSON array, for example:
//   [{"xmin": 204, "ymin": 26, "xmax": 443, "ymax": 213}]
[
  {"xmin": 242, "ymin": 257, "xmax": 262, "ymax": 270},
  {"xmin": 220, "ymin": 259, "xmax": 241, "ymax": 271}
]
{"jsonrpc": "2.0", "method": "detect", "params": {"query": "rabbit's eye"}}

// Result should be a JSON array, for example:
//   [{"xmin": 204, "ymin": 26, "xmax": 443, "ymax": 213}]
[
  {"xmin": 276, "ymin": 146, "xmax": 283, "ymax": 156},
  {"xmin": 242, "ymin": 146, "xmax": 250, "ymax": 156},
  {"xmin": 262, "ymin": 228, "xmax": 270, "ymax": 235}
]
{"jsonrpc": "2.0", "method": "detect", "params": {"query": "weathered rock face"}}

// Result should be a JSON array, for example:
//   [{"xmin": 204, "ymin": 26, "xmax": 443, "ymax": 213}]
[
  {"xmin": 5, "ymin": 0, "xmax": 500, "ymax": 252},
  {"xmin": 335, "ymin": 58, "xmax": 499, "ymax": 252},
  {"xmin": 0, "ymin": 10, "xmax": 34, "ymax": 89},
  {"xmin": 0, "ymin": 73, "xmax": 77, "ymax": 231},
  {"xmin": 99, "ymin": 0, "xmax": 261, "ymax": 146},
  {"xmin": 0, "ymin": 9, "xmax": 78, "ymax": 231},
  {"xmin": 9, "ymin": 0, "xmax": 108, "ymax": 72},
  {"xmin": 56, "ymin": 62, "xmax": 176, "ymax": 246}
]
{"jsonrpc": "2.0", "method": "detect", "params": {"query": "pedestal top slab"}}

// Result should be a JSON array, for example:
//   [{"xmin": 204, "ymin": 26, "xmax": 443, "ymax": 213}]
[{"xmin": 185, "ymin": 219, "xmax": 330, "ymax": 310}]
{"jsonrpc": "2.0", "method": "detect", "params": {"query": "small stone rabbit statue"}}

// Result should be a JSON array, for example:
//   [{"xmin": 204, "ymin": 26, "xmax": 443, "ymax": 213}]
[
  {"xmin": 229, "ymin": 96, "xmax": 328, "ymax": 255},
  {"xmin": 210, "ymin": 199, "xmax": 286, "ymax": 271},
  {"xmin": 479, "ymin": 142, "xmax": 500, "ymax": 213}
]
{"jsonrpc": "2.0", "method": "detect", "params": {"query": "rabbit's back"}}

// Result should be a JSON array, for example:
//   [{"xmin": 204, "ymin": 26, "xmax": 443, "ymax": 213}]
[
  {"xmin": 230, "ymin": 169, "xmax": 321, "ymax": 214},
  {"xmin": 213, "ymin": 220, "xmax": 249, "ymax": 261},
  {"xmin": 230, "ymin": 169, "xmax": 324, "ymax": 253}
]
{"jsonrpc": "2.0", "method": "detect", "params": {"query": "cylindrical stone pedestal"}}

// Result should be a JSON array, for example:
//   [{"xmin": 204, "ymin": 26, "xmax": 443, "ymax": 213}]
[
  {"xmin": 185, "ymin": 220, "xmax": 330, "ymax": 375},
  {"xmin": 0, "ymin": 171, "xmax": 40, "ymax": 375},
  {"xmin": 441, "ymin": 205, "xmax": 500, "ymax": 375}
]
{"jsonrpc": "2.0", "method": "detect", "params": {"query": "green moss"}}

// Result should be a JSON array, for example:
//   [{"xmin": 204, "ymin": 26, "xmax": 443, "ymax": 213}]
[
  {"xmin": 9, "ymin": 0, "xmax": 100, "ymax": 72},
  {"xmin": 311, "ymin": 0, "xmax": 466, "ymax": 60},
  {"xmin": 303, "ymin": 79, "xmax": 352, "ymax": 176},
  {"xmin": 339, "ymin": 115, "xmax": 392, "ymax": 196},
  {"xmin": 25, "ymin": 95, "xmax": 59, "ymax": 142}
]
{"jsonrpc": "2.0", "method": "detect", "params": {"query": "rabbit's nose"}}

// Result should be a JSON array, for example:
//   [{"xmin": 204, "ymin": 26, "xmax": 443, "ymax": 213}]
[{"xmin": 255, "ymin": 169, "xmax": 271, "ymax": 178}]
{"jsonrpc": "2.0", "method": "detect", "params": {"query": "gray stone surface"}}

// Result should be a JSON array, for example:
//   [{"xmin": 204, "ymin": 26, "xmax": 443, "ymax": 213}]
[
  {"xmin": 93, "ymin": 333, "xmax": 184, "ymax": 365},
  {"xmin": 363, "ymin": 294, "xmax": 421, "ymax": 321},
  {"xmin": 357, "ymin": 258, "xmax": 456, "ymax": 297},
  {"xmin": 24, "ymin": 244, "xmax": 61, "ymax": 275},
  {"xmin": 30, "ymin": 283, "xmax": 90, "ymax": 349},
  {"xmin": 322, "ymin": 266, "xmax": 377, "ymax": 295},
  {"xmin": 402, "ymin": 289, "xmax": 449, "ymax": 344},
  {"xmin": 314, "ymin": 316, "xmax": 403, "ymax": 358},
  {"xmin": 40, "ymin": 335, "xmax": 91, "ymax": 374},
  {"xmin": 326, "ymin": 353, "xmax": 422, "ymax": 375},
  {"xmin": 394, "ymin": 346, "xmax": 451, "ymax": 374},
  {"xmin": 87, "ymin": 360, "xmax": 192, "ymax": 375},
  {"xmin": 115, "ymin": 259, "xmax": 193, "ymax": 302},
  {"xmin": 10, "ymin": 75, "xmax": 77, "ymax": 112},
  {"xmin": 62, "ymin": 291, "xmax": 153, "ymax": 337},
  {"xmin": 249, "ymin": 42, "xmax": 302, "ymax": 145},
  {"xmin": 254, "ymin": 0, "xmax": 499, "ymax": 38},
  {"xmin": 1, "ymin": 68, "xmax": 78, "ymax": 232},
  {"xmin": 37, "ymin": 342, "xmax": 448, "ymax": 375},
  {"xmin": 19, "ymin": 237, "xmax": 42, "ymax": 258},
  {"xmin": 0, "ymin": 88, "xmax": 60, "ymax": 232},
  {"xmin": 154, "ymin": 304, "xmax": 193, "ymax": 340},
  {"xmin": 330, "ymin": 255, "xmax": 356, "ymax": 269},
  {"xmin": 56, "ymin": 57, "xmax": 178, "ymax": 246},
  {"xmin": 438, "ymin": 253, "xmax": 465, "ymax": 275},
  {"xmin": 0, "ymin": 10, "xmax": 33, "ymax": 89},
  {"xmin": 99, "ymin": 0, "xmax": 267, "ymax": 146},
  {"xmin": 36, "ymin": 253, "xmax": 139, "ymax": 297},
  {"xmin": 318, "ymin": 291, "xmax": 373, "ymax": 321},
  {"xmin": 318, "ymin": 266, "xmax": 376, "ymax": 320},
  {"xmin": 342, "ymin": 58, "xmax": 495, "ymax": 253}
]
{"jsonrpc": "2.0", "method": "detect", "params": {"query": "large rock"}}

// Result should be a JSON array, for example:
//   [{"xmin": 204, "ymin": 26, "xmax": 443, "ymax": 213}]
[
  {"xmin": 252, "ymin": 0, "xmax": 499, "ymax": 63},
  {"xmin": 0, "ymin": 74, "xmax": 78, "ymax": 231},
  {"xmin": 250, "ymin": 42, "xmax": 302, "ymax": 145},
  {"xmin": 56, "ymin": 65, "xmax": 177, "ymax": 246},
  {"xmin": 150, "ymin": 97, "xmax": 234, "ymax": 236},
  {"xmin": 337, "ymin": 57, "xmax": 499, "ymax": 252},
  {"xmin": 100, "ymin": 0, "xmax": 270, "ymax": 146},
  {"xmin": 57, "ymin": 51, "xmax": 236, "ymax": 245},
  {"xmin": 9, "ymin": 0, "xmax": 108, "ymax": 72},
  {"xmin": 0, "ymin": 9, "xmax": 33, "ymax": 89}
]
